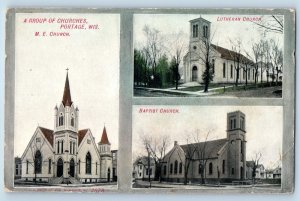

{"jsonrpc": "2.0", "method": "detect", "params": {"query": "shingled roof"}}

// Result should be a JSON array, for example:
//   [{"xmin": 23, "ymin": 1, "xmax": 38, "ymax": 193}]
[
  {"xmin": 180, "ymin": 138, "xmax": 228, "ymax": 159},
  {"xmin": 39, "ymin": 127, "xmax": 54, "ymax": 147},
  {"xmin": 99, "ymin": 126, "xmax": 110, "ymax": 145},
  {"xmin": 211, "ymin": 44, "xmax": 254, "ymax": 65},
  {"xmin": 78, "ymin": 129, "xmax": 89, "ymax": 146},
  {"xmin": 62, "ymin": 72, "xmax": 73, "ymax": 107}
]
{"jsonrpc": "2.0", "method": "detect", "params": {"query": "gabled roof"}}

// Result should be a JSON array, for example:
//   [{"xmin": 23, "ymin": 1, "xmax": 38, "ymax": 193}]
[
  {"xmin": 78, "ymin": 129, "xmax": 89, "ymax": 146},
  {"xmin": 39, "ymin": 127, "xmax": 54, "ymax": 147},
  {"xmin": 211, "ymin": 44, "xmax": 254, "ymax": 65},
  {"xmin": 180, "ymin": 138, "xmax": 228, "ymax": 159},
  {"xmin": 99, "ymin": 126, "xmax": 110, "ymax": 145},
  {"xmin": 62, "ymin": 72, "xmax": 73, "ymax": 107},
  {"xmin": 133, "ymin": 156, "xmax": 155, "ymax": 166}
]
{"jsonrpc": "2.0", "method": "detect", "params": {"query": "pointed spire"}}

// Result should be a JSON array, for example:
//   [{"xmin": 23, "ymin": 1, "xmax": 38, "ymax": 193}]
[
  {"xmin": 100, "ymin": 126, "xmax": 110, "ymax": 145},
  {"xmin": 62, "ymin": 70, "xmax": 73, "ymax": 107}
]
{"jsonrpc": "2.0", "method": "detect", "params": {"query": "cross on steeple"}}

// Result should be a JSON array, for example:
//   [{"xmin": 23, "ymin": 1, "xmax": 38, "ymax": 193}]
[{"xmin": 66, "ymin": 68, "xmax": 69, "ymax": 72}]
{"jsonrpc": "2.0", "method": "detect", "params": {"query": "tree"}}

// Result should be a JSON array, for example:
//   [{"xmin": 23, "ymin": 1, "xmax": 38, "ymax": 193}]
[
  {"xmin": 251, "ymin": 152, "xmax": 262, "ymax": 185},
  {"xmin": 269, "ymin": 39, "xmax": 283, "ymax": 85},
  {"xmin": 181, "ymin": 134, "xmax": 197, "ymax": 185},
  {"xmin": 134, "ymin": 49, "xmax": 149, "ymax": 87},
  {"xmin": 140, "ymin": 133, "xmax": 171, "ymax": 183},
  {"xmin": 252, "ymin": 15, "xmax": 283, "ymax": 34},
  {"xmin": 228, "ymin": 38, "xmax": 243, "ymax": 87},
  {"xmin": 246, "ymin": 41, "xmax": 262, "ymax": 85}
]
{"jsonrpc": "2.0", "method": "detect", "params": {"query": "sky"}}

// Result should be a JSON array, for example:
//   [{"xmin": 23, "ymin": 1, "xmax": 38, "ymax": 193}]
[
  {"xmin": 133, "ymin": 106, "xmax": 282, "ymax": 170},
  {"xmin": 14, "ymin": 13, "xmax": 120, "ymax": 157},
  {"xmin": 134, "ymin": 14, "xmax": 283, "ymax": 62}
]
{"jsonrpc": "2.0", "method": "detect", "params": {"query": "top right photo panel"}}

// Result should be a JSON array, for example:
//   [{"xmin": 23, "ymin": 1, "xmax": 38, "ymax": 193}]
[{"xmin": 133, "ymin": 14, "xmax": 284, "ymax": 98}]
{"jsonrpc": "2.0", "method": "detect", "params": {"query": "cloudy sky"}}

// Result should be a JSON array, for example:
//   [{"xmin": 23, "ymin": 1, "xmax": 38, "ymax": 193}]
[
  {"xmin": 14, "ymin": 13, "xmax": 120, "ymax": 157},
  {"xmin": 133, "ymin": 106, "xmax": 282, "ymax": 169},
  {"xmin": 134, "ymin": 14, "xmax": 283, "ymax": 60}
]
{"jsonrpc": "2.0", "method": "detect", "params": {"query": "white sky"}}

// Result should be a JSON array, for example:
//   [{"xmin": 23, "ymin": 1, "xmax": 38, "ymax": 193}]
[
  {"xmin": 133, "ymin": 106, "xmax": 282, "ymax": 170},
  {"xmin": 134, "ymin": 14, "xmax": 283, "ymax": 60},
  {"xmin": 14, "ymin": 13, "xmax": 120, "ymax": 157}
]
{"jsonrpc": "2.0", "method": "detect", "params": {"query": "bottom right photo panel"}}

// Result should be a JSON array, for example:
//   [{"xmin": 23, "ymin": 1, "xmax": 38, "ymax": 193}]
[{"xmin": 132, "ymin": 105, "xmax": 282, "ymax": 190}]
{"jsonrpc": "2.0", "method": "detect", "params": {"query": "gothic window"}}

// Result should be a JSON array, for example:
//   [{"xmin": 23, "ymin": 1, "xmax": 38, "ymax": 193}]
[
  {"xmin": 253, "ymin": 69, "xmax": 255, "ymax": 80},
  {"xmin": 192, "ymin": 24, "xmax": 199, "ymax": 38},
  {"xmin": 174, "ymin": 160, "xmax": 178, "ymax": 174},
  {"xmin": 34, "ymin": 150, "xmax": 42, "ymax": 174},
  {"xmin": 163, "ymin": 165, "xmax": 167, "ymax": 175},
  {"xmin": 222, "ymin": 160, "xmax": 225, "ymax": 174},
  {"xmin": 73, "ymin": 142, "xmax": 75, "ymax": 154},
  {"xmin": 212, "ymin": 59, "xmax": 215, "ymax": 74},
  {"xmin": 70, "ymin": 141, "xmax": 72, "ymax": 154},
  {"xmin": 230, "ymin": 118, "xmax": 236, "ymax": 130},
  {"xmin": 36, "ymin": 137, "xmax": 41, "ymax": 143},
  {"xmin": 86, "ymin": 152, "xmax": 91, "ymax": 174},
  {"xmin": 26, "ymin": 160, "xmax": 29, "ymax": 174},
  {"xmin": 209, "ymin": 162, "xmax": 213, "ymax": 175},
  {"xmin": 243, "ymin": 69, "xmax": 245, "ymax": 79},
  {"xmin": 233, "ymin": 119, "xmax": 236, "ymax": 129},
  {"xmin": 248, "ymin": 69, "xmax": 251, "ymax": 80},
  {"xmin": 240, "ymin": 117, "xmax": 245, "ymax": 130},
  {"xmin": 198, "ymin": 163, "xmax": 202, "ymax": 174},
  {"xmin": 179, "ymin": 162, "xmax": 183, "ymax": 174},
  {"xmin": 78, "ymin": 160, "xmax": 81, "ymax": 174},
  {"xmin": 170, "ymin": 163, "xmax": 173, "ymax": 174},
  {"xmin": 71, "ymin": 114, "xmax": 75, "ymax": 127},
  {"xmin": 230, "ymin": 65, "xmax": 233, "ymax": 78},
  {"xmin": 48, "ymin": 159, "xmax": 52, "ymax": 174},
  {"xmin": 223, "ymin": 63, "xmax": 226, "ymax": 78},
  {"xmin": 57, "ymin": 141, "xmax": 60, "ymax": 154},
  {"xmin": 59, "ymin": 113, "xmax": 64, "ymax": 126},
  {"xmin": 96, "ymin": 162, "xmax": 98, "ymax": 174},
  {"xmin": 203, "ymin": 25, "xmax": 208, "ymax": 38}
]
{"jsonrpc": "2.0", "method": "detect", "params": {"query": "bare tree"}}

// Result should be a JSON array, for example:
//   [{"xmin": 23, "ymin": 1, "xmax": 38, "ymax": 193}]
[
  {"xmin": 252, "ymin": 15, "xmax": 283, "ymax": 34},
  {"xmin": 228, "ymin": 38, "xmax": 243, "ymax": 87},
  {"xmin": 269, "ymin": 39, "xmax": 283, "ymax": 85},
  {"xmin": 251, "ymin": 152, "xmax": 262, "ymax": 185},
  {"xmin": 181, "ymin": 134, "xmax": 197, "ymax": 185},
  {"xmin": 245, "ymin": 41, "xmax": 262, "ymax": 85}
]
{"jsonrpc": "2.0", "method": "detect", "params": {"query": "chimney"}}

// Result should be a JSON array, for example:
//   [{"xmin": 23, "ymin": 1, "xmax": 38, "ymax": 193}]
[{"xmin": 174, "ymin": 141, "xmax": 178, "ymax": 146}]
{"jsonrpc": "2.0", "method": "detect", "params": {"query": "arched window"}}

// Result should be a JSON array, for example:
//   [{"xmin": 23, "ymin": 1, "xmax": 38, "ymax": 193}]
[
  {"xmin": 48, "ymin": 159, "xmax": 52, "ymax": 174},
  {"xmin": 248, "ymin": 69, "xmax": 251, "ymax": 80},
  {"xmin": 59, "ymin": 113, "xmax": 64, "ymax": 126},
  {"xmin": 163, "ymin": 165, "xmax": 167, "ymax": 175},
  {"xmin": 57, "ymin": 141, "xmax": 60, "ymax": 154},
  {"xmin": 192, "ymin": 24, "xmax": 199, "ymax": 38},
  {"xmin": 34, "ymin": 150, "xmax": 42, "ymax": 174},
  {"xmin": 253, "ymin": 69, "xmax": 255, "ymax": 80},
  {"xmin": 212, "ymin": 59, "xmax": 215, "ymax": 74},
  {"xmin": 223, "ymin": 63, "xmax": 226, "ymax": 78},
  {"xmin": 230, "ymin": 65, "xmax": 233, "ymax": 78},
  {"xmin": 174, "ymin": 160, "xmax": 178, "ymax": 174},
  {"xmin": 209, "ymin": 162, "xmax": 213, "ymax": 175},
  {"xmin": 78, "ymin": 160, "xmax": 81, "ymax": 174},
  {"xmin": 192, "ymin": 66, "xmax": 198, "ymax": 81},
  {"xmin": 198, "ymin": 163, "xmax": 202, "ymax": 174},
  {"xmin": 179, "ymin": 162, "xmax": 183, "ymax": 174},
  {"xmin": 86, "ymin": 152, "xmax": 91, "ymax": 174},
  {"xmin": 70, "ymin": 141, "xmax": 72, "ymax": 154},
  {"xmin": 203, "ymin": 25, "xmax": 208, "ymax": 38},
  {"xmin": 73, "ymin": 142, "xmax": 75, "ymax": 155},
  {"xmin": 96, "ymin": 162, "xmax": 98, "ymax": 174},
  {"xmin": 71, "ymin": 114, "xmax": 75, "ymax": 127},
  {"xmin": 222, "ymin": 160, "xmax": 225, "ymax": 174},
  {"xmin": 170, "ymin": 163, "xmax": 173, "ymax": 174},
  {"xmin": 26, "ymin": 160, "xmax": 29, "ymax": 174}
]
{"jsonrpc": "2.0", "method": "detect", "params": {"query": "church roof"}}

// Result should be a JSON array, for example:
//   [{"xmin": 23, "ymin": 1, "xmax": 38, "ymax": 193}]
[
  {"xmin": 62, "ymin": 72, "xmax": 73, "ymax": 107},
  {"xmin": 180, "ymin": 138, "xmax": 228, "ymax": 159},
  {"xmin": 211, "ymin": 44, "xmax": 254, "ymax": 65},
  {"xmin": 78, "ymin": 129, "xmax": 89, "ymax": 146},
  {"xmin": 99, "ymin": 126, "xmax": 110, "ymax": 145},
  {"xmin": 39, "ymin": 127, "xmax": 54, "ymax": 147}
]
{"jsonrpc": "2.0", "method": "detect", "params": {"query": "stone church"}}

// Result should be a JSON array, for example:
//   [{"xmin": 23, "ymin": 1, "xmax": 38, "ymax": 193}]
[
  {"xmin": 183, "ymin": 17, "xmax": 257, "ymax": 84},
  {"xmin": 160, "ymin": 111, "xmax": 246, "ymax": 183},
  {"xmin": 20, "ymin": 72, "xmax": 113, "ymax": 184}
]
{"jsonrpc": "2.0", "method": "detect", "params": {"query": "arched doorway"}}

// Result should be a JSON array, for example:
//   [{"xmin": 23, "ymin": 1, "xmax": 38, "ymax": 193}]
[
  {"xmin": 192, "ymin": 66, "xmax": 198, "ymax": 81},
  {"xmin": 69, "ymin": 158, "xmax": 75, "ymax": 177},
  {"xmin": 107, "ymin": 168, "xmax": 111, "ymax": 182},
  {"xmin": 57, "ymin": 158, "xmax": 63, "ymax": 177}
]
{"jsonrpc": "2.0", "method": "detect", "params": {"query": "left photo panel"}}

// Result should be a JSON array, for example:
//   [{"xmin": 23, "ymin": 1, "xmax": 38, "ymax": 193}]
[{"xmin": 12, "ymin": 12, "xmax": 120, "ymax": 190}]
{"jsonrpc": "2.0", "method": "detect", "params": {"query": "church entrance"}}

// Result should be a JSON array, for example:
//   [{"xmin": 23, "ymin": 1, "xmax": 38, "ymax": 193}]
[
  {"xmin": 69, "ymin": 159, "xmax": 75, "ymax": 177},
  {"xmin": 240, "ymin": 166, "xmax": 244, "ymax": 180},
  {"xmin": 192, "ymin": 66, "xmax": 198, "ymax": 81},
  {"xmin": 57, "ymin": 158, "xmax": 63, "ymax": 177},
  {"xmin": 107, "ymin": 168, "xmax": 111, "ymax": 182}
]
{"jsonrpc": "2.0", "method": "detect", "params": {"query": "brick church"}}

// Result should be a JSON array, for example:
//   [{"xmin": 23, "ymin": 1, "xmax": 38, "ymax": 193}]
[
  {"xmin": 160, "ymin": 111, "xmax": 246, "ymax": 183},
  {"xmin": 20, "ymin": 72, "xmax": 113, "ymax": 184}
]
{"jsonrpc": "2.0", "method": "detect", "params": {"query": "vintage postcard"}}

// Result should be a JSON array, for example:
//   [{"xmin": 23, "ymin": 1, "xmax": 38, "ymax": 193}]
[
  {"xmin": 134, "ymin": 14, "xmax": 284, "ymax": 97},
  {"xmin": 5, "ymin": 9, "xmax": 295, "ymax": 194},
  {"xmin": 6, "ymin": 10, "xmax": 120, "ymax": 192}
]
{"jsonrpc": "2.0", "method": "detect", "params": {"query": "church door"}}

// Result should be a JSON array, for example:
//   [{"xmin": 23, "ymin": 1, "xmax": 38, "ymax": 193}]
[
  {"xmin": 107, "ymin": 168, "xmax": 111, "ymax": 182},
  {"xmin": 240, "ymin": 166, "xmax": 244, "ymax": 180},
  {"xmin": 192, "ymin": 66, "xmax": 198, "ymax": 81},
  {"xmin": 69, "ymin": 159, "xmax": 75, "ymax": 177},
  {"xmin": 57, "ymin": 158, "xmax": 63, "ymax": 177}
]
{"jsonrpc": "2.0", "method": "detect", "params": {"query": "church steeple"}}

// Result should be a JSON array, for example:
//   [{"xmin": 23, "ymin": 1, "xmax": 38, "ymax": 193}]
[
  {"xmin": 100, "ymin": 126, "xmax": 110, "ymax": 145},
  {"xmin": 98, "ymin": 126, "xmax": 111, "ymax": 154},
  {"xmin": 62, "ymin": 71, "xmax": 72, "ymax": 107}
]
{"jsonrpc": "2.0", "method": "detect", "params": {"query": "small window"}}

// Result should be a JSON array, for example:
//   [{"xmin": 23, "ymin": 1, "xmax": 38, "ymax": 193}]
[
  {"xmin": 87, "ymin": 139, "xmax": 91, "ymax": 144},
  {"xmin": 36, "ymin": 138, "xmax": 41, "ymax": 143},
  {"xmin": 71, "ymin": 115, "xmax": 75, "ymax": 127},
  {"xmin": 193, "ymin": 46, "xmax": 197, "ymax": 50},
  {"xmin": 59, "ymin": 114, "xmax": 64, "ymax": 126}
]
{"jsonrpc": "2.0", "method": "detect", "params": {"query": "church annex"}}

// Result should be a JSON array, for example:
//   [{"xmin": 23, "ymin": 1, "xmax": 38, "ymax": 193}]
[
  {"xmin": 161, "ymin": 111, "xmax": 246, "ymax": 183},
  {"xmin": 20, "ymin": 72, "xmax": 113, "ymax": 184}
]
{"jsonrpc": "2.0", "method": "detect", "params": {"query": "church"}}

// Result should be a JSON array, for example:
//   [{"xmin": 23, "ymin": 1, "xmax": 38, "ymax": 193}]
[
  {"xmin": 160, "ymin": 111, "xmax": 246, "ymax": 183},
  {"xmin": 183, "ymin": 16, "xmax": 257, "ymax": 84},
  {"xmin": 20, "ymin": 72, "xmax": 113, "ymax": 184}
]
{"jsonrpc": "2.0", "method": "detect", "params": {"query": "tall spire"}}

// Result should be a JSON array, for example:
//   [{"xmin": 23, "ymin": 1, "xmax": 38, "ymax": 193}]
[
  {"xmin": 62, "ymin": 70, "xmax": 73, "ymax": 107},
  {"xmin": 100, "ymin": 126, "xmax": 110, "ymax": 145}
]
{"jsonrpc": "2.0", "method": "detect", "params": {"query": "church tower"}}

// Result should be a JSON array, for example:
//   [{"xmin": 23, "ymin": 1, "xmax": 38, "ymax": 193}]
[
  {"xmin": 98, "ymin": 126, "xmax": 112, "ymax": 181},
  {"xmin": 226, "ymin": 111, "xmax": 246, "ymax": 180},
  {"xmin": 53, "ymin": 71, "xmax": 79, "ymax": 178},
  {"xmin": 184, "ymin": 16, "xmax": 212, "ymax": 83}
]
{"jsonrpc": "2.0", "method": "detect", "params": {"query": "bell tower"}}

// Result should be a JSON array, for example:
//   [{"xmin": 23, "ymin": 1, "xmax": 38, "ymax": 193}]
[
  {"xmin": 98, "ymin": 126, "xmax": 112, "ymax": 181},
  {"xmin": 226, "ymin": 111, "xmax": 246, "ymax": 180}
]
